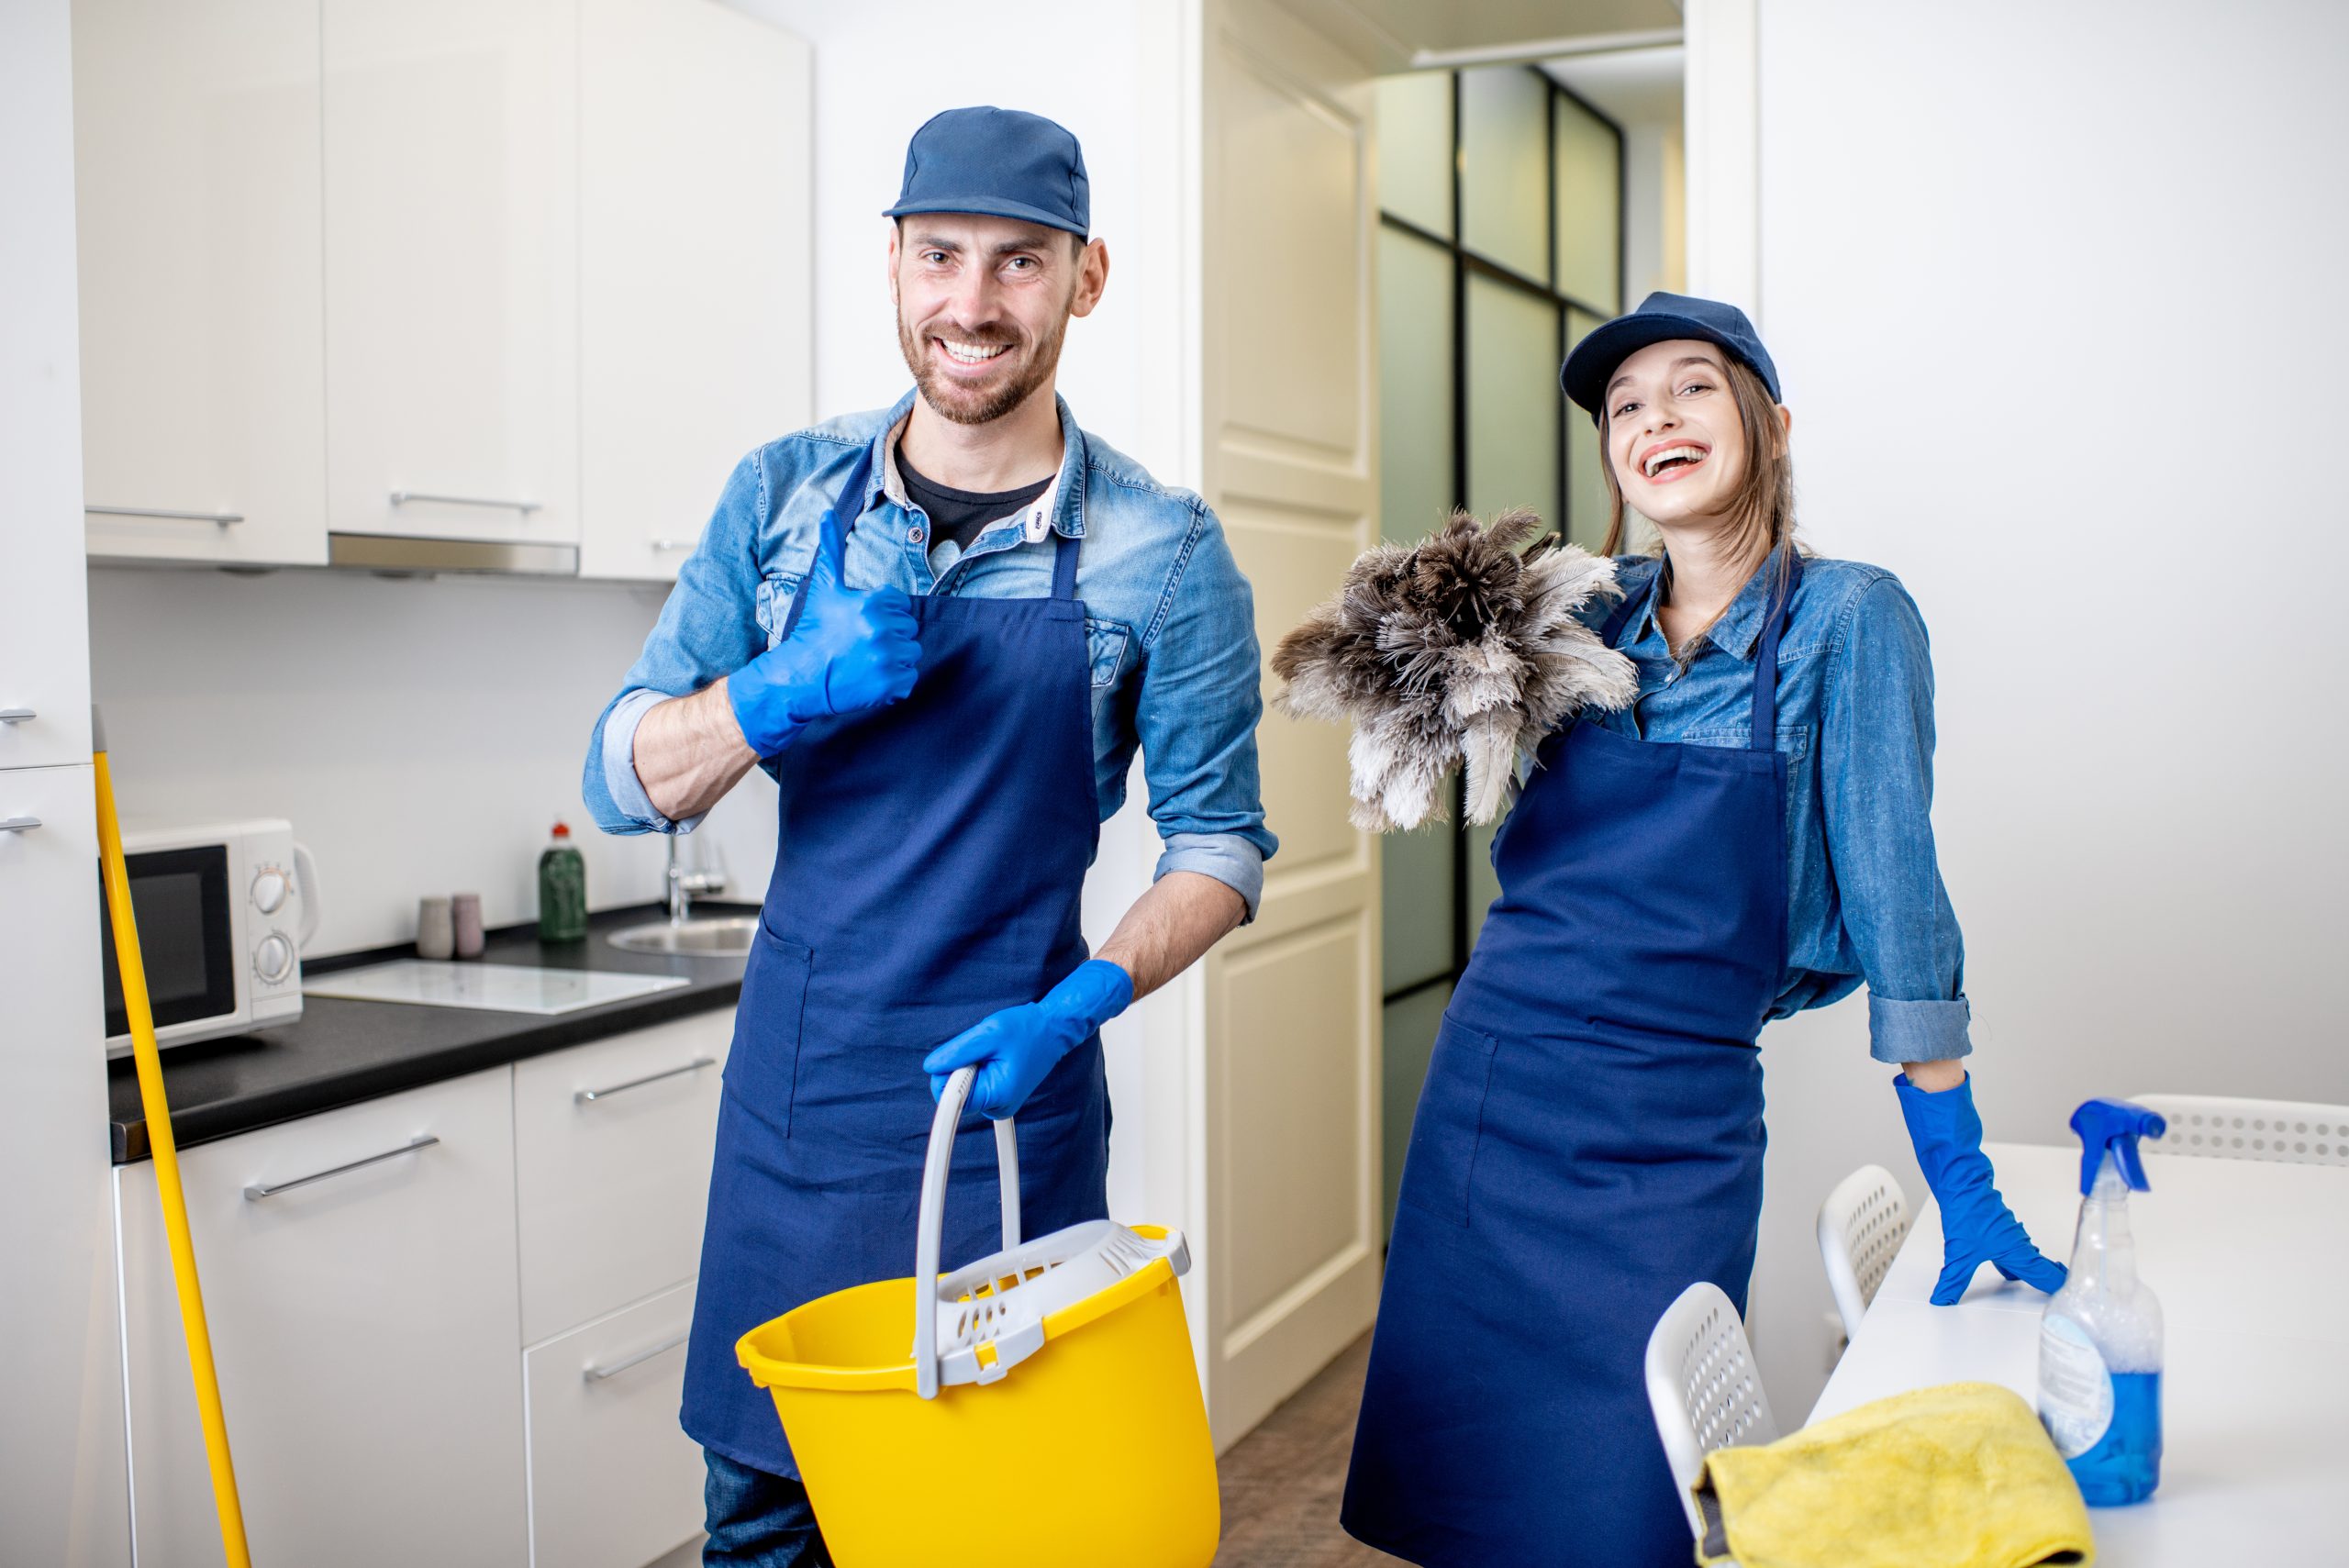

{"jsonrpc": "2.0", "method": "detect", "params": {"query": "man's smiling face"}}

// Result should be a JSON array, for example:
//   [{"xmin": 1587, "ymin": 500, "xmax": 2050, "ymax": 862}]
[{"xmin": 890, "ymin": 214, "xmax": 1105, "ymax": 426}]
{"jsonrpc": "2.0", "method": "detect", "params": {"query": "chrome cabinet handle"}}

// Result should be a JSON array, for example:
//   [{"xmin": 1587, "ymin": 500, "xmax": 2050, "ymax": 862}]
[
  {"xmin": 0, "ymin": 709, "xmax": 35, "ymax": 724},
  {"xmin": 243, "ymin": 1135, "xmax": 439, "ymax": 1200},
  {"xmin": 576, "ymin": 1056, "xmax": 717, "ymax": 1105},
  {"xmin": 388, "ymin": 491, "xmax": 542, "ymax": 515},
  {"xmin": 1, "ymin": 817, "xmax": 40, "ymax": 833},
  {"xmin": 85, "ymin": 505, "xmax": 243, "ymax": 526},
  {"xmin": 583, "ymin": 1329, "xmax": 689, "ymax": 1383},
  {"xmin": 649, "ymin": 538, "xmax": 694, "ymax": 552}
]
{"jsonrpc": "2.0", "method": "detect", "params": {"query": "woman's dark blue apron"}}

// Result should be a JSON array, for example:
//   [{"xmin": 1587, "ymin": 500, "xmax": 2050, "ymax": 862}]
[
  {"xmin": 1343, "ymin": 557, "xmax": 1803, "ymax": 1567},
  {"xmin": 681, "ymin": 439, "xmax": 1111, "ymax": 1476}
]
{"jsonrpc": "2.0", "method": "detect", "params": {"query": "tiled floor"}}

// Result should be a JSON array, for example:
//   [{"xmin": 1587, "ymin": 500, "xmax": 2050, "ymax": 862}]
[{"xmin": 1213, "ymin": 1334, "xmax": 1398, "ymax": 1566}]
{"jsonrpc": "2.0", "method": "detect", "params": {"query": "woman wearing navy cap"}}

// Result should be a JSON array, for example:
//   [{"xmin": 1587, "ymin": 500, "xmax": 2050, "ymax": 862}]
[{"xmin": 1341, "ymin": 294, "xmax": 2065, "ymax": 1567}]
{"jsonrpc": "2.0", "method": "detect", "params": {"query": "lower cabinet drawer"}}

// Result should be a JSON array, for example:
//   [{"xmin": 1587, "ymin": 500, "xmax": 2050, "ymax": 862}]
[
  {"xmin": 526, "ymin": 1279, "xmax": 705, "ymax": 1568},
  {"xmin": 515, "ymin": 1010, "xmax": 730, "ymax": 1342}
]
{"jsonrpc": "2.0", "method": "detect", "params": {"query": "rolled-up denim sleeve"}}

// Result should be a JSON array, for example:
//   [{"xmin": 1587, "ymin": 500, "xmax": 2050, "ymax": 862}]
[
  {"xmin": 1135, "ymin": 504, "xmax": 1276, "ymax": 917},
  {"xmin": 1820, "ymin": 576, "xmax": 1973, "ymax": 1063},
  {"xmin": 582, "ymin": 450, "xmax": 770, "ymax": 836}
]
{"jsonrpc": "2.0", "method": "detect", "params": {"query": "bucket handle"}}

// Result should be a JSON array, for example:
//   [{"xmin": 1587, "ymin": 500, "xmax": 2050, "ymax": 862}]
[{"xmin": 913, "ymin": 1065, "xmax": 1022, "ymax": 1400}]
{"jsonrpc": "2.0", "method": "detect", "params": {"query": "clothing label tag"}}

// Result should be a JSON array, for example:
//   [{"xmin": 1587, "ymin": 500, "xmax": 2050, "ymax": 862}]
[
  {"xmin": 1023, "ymin": 507, "xmax": 1051, "ymax": 543},
  {"xmin": 2038, "ymin": 1313, "xmax": 2115, "ymax": 1457}
]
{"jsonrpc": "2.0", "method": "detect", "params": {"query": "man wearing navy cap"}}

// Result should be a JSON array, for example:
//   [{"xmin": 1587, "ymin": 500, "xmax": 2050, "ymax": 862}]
[{"xmin": 584, "ymin": 106, "xmax": 1272, "ymax": 1560}]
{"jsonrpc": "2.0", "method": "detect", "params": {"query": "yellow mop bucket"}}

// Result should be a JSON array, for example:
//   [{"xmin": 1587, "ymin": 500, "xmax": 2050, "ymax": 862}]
[{"xmin": 735, "ymin": 1064, "xmax": 1220, "ymax": 1567}]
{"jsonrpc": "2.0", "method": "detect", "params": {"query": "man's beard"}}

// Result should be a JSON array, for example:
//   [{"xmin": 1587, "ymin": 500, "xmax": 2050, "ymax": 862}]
[{"xmin": 894, "ymin": 285, "xmax": 1072, "ymax": 428}]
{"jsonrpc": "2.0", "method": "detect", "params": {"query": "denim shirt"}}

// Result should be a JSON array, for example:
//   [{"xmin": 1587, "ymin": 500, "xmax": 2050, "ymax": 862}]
[
  {"xmin": 1580, "ymin": 550, "xmax": 1972, "ymax": 1063},
  {"xmin": 583, "ymin": 392, "xmax": 1276, "ymax": 912}
]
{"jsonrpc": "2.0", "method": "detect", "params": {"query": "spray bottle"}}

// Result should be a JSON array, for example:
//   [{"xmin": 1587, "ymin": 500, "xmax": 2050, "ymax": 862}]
[{"xmin": 2037, "ymin": 1098, "xmax": 2166, "ymax": 1504}]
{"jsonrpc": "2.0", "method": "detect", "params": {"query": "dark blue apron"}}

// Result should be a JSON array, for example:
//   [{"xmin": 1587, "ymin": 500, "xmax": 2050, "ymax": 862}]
[
  {"xmin": 1343, "ymin": 556, "xmax": 1803, "ymax": 1567},
  {"xmin": 682, "ymin": 438, "xmax": 1111, "ymax": 1476}
]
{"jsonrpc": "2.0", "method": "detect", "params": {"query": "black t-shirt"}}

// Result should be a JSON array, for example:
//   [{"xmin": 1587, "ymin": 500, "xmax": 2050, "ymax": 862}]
[{"xmin": 896, "ymin": 445, "xmax": 1053, "ymax": 552}]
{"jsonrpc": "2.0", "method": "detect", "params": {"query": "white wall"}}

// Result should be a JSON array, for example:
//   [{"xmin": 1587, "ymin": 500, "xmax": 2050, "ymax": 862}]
[
  {"xmin": 85, "ymin": 566, "xmax": 779, "ymax": 956},
  {"xmin": 1716, "ymin": 0, "xmax": 2349, "ymax": 1420}
]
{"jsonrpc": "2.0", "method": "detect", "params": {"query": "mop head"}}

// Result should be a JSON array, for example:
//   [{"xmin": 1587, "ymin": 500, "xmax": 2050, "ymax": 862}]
[{"xmin": 1271, "ymin": 510, "xmax": 1637, "ymax": 831}]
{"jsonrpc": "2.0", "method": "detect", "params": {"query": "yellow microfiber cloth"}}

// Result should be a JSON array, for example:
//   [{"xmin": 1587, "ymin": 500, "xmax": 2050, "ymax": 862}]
[{"xmin": 1692, "ymin": 1381, "xmax": 2095, "ymax": 1568}]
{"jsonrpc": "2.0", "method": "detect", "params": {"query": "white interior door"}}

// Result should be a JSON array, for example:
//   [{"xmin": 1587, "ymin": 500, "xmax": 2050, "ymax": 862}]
[{"xmin": 1196, "ymin": 0, "xmax": 1382, "ymax": 1448}]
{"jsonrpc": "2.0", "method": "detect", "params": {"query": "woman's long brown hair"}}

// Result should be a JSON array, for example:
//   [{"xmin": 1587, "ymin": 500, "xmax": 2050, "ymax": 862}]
[{"xmin": 1596, "ymin": 356, "xmax": 1798, "ymax": 624}]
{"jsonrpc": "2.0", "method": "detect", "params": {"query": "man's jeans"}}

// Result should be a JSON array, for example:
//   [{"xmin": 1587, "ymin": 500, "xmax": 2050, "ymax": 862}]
[{"xmin": 704, "ymin": 1450, "xmax": 830, "ymax": 1566}]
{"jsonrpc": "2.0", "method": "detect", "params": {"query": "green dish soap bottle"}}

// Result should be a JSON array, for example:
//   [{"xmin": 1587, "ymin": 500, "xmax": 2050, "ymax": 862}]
[{"xmin": 538, "ymin": 820, "xmax": 588, "ymax": 942}]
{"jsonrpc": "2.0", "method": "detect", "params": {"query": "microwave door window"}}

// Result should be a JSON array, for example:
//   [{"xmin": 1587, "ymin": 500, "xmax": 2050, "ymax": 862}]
[{"xmin": 102, "ymin": 845, "xmax": 238, "ymax": 1038}]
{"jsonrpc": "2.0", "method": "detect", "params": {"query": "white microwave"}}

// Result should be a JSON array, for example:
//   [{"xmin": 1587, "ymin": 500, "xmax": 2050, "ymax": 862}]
[{"xmin": 102, "ymin": 819, "xmax": 317, "ymax": 1054}]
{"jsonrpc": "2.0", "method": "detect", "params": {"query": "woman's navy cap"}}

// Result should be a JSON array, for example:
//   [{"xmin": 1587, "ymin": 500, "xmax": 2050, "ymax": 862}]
[
  {"xmin": 883, "ymin": 106, "xmax": 1090, "ymax": 239},
  {"xmin": 1560, "ymin": 292, "xmax": 1781, "ymax": 417}
]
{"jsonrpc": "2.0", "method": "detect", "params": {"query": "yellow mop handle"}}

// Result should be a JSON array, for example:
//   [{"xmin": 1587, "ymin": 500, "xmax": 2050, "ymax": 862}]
[{"xmin": 95, "ymin": 740, "xmax": 253, "ymax": 1568}]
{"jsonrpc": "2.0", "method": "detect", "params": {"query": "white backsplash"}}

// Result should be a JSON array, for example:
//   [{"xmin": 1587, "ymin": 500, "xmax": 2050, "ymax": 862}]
[{"xmin": 86, "ymin": 563, "xmax": 779, "ymax": 957}]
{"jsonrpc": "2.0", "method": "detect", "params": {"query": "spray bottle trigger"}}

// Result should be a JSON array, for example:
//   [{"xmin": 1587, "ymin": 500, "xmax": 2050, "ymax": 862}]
[{"xmin": 2069, "ymin": 1098, "xmax": 2166, "ymax": 1194}]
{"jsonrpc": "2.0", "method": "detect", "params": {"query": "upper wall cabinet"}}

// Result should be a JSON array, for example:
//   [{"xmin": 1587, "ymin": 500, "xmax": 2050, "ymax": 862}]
[
  {"xmin": 73, "ymin": 0, "xmax": 329, "ymax": 567},
  {"xmin": 74, "ymin": 0, "xmax": 808, "ymax": 577},
  {"xmin": 578, "ymin": 0, "xmax": 812, "ymax": 582},
  {"xmin": 323, "ymin": 0, "xmax": 581, "ymax": 551}
]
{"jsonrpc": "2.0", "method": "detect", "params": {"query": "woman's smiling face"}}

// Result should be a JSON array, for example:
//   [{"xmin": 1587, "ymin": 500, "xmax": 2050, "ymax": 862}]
[{"xmin": 1603, "ymin": 339, "xmax": 1751, "ymax": 530}]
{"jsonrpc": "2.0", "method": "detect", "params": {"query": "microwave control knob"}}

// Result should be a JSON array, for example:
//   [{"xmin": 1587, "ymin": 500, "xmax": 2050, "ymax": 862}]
[
  {"xmin": 251, "ymin": 867, "xmax": 290, "ymax": 915},
  {"xmin": 253, "ymin": 931, "xmax": 295, "ymax": 984}
]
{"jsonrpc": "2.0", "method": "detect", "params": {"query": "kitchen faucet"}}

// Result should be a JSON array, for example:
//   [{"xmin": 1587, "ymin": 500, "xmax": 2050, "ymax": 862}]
[{"xmin": 666, "ymin": 834, "xmax": 727, "ymax": 925}]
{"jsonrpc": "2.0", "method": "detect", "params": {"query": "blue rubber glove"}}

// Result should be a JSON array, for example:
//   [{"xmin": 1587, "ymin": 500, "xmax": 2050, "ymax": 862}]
[
  {"xmin": 922, "ymin": 960, "xmax": 1135, "ymax": 1120},
  {"xmin": 1896, "ymin": 1072, "xmax": 2068, "ymax": 1306},
  {"xmin": 726, "ymin": 515, "xmax": 919, "ymax": 756}
]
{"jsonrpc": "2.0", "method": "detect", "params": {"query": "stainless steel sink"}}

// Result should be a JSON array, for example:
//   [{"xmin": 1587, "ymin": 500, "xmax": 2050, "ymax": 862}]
[{"xmin": 605, "ymin": 916, "xmax": 760, "ymax": 956}]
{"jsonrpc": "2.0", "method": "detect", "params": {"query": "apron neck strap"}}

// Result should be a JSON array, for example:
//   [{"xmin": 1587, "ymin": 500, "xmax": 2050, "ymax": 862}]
[
  {"xmin": 796, "ymin": 437, "xmax": 1083, "ymax": 618},
  {"xmin": 1748, "ymin": 550, "xmax": 1804, "ymax": 751}
]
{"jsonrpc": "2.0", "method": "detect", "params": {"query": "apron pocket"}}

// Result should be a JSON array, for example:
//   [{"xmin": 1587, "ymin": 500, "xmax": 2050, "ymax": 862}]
[
  {"xmin": 1399, "ymin": 1018, "xmax": 1499, "ymax": 1229},
  {"xmin": 724, "ymin": 928, "xmax": 813, "ymax": 1135}
]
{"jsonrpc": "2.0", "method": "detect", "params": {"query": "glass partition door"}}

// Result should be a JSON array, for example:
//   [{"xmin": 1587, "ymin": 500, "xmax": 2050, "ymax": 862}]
[{"xmin": 1373, "ymin": 66, "xmax": 1624, "ymax": 1239}]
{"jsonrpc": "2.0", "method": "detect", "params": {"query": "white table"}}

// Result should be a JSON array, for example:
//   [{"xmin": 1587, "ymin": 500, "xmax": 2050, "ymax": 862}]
[{"xmin": 1811, "ymin": 1142, "xmax": 2349, "ymax": 1563}]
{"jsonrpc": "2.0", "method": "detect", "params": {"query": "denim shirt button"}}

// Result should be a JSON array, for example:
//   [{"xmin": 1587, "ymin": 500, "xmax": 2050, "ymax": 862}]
[{"xmin": 906, "ymin": 523, "xmax": 924, "ymax": 543}]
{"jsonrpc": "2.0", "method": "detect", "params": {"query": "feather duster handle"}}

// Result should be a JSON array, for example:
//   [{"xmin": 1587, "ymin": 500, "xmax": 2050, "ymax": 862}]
[{"xmin": 1271, "ymin": 510, "xmax": 1638, "ymax": 832}]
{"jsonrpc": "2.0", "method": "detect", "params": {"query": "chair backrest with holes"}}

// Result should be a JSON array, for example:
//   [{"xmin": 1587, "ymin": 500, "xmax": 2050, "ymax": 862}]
[
  {"xmin": 1817, "ymin": 1163, "xmax": 1911, "ymax": 1341},
  {"xmin": 2132, "ymin": 1095, "xmax": 2349, "ymax": 1167},
  {"xmin": 1644, "ymin": 1280, "xmax": 1780, "ymax": 1540}
]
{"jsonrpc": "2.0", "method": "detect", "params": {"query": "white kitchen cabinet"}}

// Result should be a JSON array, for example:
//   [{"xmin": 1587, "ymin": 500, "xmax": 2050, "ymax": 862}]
[
  {"xmin": 514, "ymin": 1008, "xmax": 730, "ymax": 1343},
  {"xmin": 72, "ymin": 0, "xmax": 328, "ymax": 568},
  {"xmin": 578, "ymin": 0, "xmax": 812, "ymax": 582},
  {"xmin": 118, "ymin": 1069, "xmax": 528, "ymax": 1568},
  {"xmin": 0, "ymin": 765, "xmax": 131, "ymax": 1566},
  {"xmin": 524, "ymin": 1279, "xmax": 704, "ymax": 1568},
  {"xmin": 322, "ymin": 0, "xmax": 580, "ymax": 549}
]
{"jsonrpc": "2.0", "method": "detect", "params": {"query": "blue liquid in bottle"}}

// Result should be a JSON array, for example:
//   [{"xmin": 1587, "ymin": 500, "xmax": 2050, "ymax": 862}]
[{"xmin": 2065, "ymin": 1371, "xmax": 2162, "ymax": 1505}]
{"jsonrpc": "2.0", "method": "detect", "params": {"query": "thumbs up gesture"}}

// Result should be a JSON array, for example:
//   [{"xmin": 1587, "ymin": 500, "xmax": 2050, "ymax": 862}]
[{"xmin": 727, "ymin": 512, "xmax": 921, "ymax": 757}]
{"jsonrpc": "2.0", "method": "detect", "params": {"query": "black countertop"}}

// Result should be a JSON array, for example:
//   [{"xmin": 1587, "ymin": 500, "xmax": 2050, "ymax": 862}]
[{"xmin": 107, "ymin": 902, "xmax": 756, "ymax": 1164}]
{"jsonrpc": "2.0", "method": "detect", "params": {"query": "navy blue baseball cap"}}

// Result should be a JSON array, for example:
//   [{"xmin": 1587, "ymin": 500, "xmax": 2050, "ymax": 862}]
[
  {"xmin": 1560, "ymin": 291, "xmax": 1781, "ymax": 417},
  {"xmin": 883, "ymin": 106, "xmax": 1090, "ymax": 239}
]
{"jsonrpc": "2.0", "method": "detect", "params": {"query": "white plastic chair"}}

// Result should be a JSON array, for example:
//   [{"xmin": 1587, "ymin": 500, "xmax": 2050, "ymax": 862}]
[
  {"xmin": 1816, "ymin": 1163, "xmax": 1911, "ymax": 1343},
  {"xmin": 2131, "ymin": 1094, "xmax": 2349, "ymax": 1167},
  {"xmin": 1645, "ymin": 1281, "xmax": 1780, "ymax": 1541}
]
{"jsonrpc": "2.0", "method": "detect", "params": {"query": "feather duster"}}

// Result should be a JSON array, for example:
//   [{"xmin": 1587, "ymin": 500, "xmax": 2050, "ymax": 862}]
[{"xmin": 1271, "ymin": 509, "xmax": 1637, "ymax": 832}]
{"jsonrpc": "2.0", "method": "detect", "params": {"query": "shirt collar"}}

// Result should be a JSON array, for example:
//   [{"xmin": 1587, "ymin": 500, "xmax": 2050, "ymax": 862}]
[
  {"xmin": 1630, "ymin": 542, "xmax": 1794, "ymax": 662},
  {"xmin": 865, "ymin": 391, "xmax": 1086, "ymax": 543}
]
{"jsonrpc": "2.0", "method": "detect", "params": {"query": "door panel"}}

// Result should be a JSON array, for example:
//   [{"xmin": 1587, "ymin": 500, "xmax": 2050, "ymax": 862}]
[
  {"xmin": 119, "ymin": 1071, "xmax": 528, "ymax": 1566},
  {"xmin": 1199, "ymin": 0, "xmax": 1381, "ymax": 1449},
  {"xmin": 578, "ymin": 0, "xmax": 810, "ymax": 582},
  {"xmin": 72, "ymin": 0, "xmax": 328, "ymax": 567},
  {"xmin": 323, "ymin": 0, "xmax": 579, "ymax": 546}
]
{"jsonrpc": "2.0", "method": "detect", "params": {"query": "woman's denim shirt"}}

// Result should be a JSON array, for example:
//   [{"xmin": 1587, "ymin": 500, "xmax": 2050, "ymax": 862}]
[
  {"xmin": 584, "ymin": 392, "xmax": 1276, "ymax": 913},
  {"xmin": 1578, "ymin": 549, "xmax": 1971, "ymax": 1063}
]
